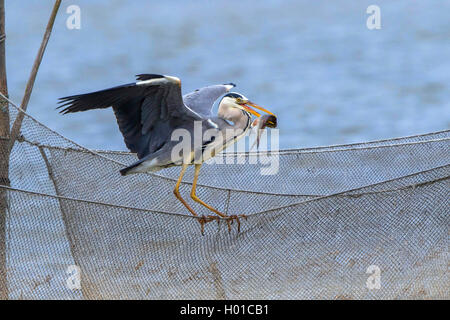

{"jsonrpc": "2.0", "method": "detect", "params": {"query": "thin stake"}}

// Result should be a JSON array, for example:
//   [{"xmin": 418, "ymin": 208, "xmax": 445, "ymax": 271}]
[{"xmin": 9, "ymin": 0, "xmax": 62, "ymax": 151}]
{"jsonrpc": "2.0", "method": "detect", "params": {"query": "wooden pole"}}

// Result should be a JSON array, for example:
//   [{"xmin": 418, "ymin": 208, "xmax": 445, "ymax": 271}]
[
  {"xmin": 9, "ymin": 0, "xmax": 62, "ymax": 151},
  {"xmin": 0, "ymin": 0, "xmax": 9, "ymax": 300}
]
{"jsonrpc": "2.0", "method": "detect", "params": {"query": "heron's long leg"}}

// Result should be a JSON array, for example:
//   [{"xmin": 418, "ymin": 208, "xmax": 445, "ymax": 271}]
[
  {"xmin": 190, "ymin": 164, "xmax": 227, "ymax": 218},
  {"xmin": 173, "ymin": 163, "xmax": 198, "ymax": 217},
  {"xmin": 190, "ymin": 164, "xmax": 245, "ymax": 233}
]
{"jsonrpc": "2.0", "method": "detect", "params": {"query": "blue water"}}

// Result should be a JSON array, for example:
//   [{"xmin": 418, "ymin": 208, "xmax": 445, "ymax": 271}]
[{"xmin": 5, "ymin": 0, "xmax": 450, "ymax": 150}]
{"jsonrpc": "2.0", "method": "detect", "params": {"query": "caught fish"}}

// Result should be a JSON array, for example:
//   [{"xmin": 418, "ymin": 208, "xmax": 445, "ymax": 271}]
[{"xmin": 251, "ymin": 114, "xmax": 277, "ymax": 150}]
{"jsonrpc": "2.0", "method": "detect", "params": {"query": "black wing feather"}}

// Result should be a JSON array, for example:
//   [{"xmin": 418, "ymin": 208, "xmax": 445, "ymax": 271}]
[
  {"xmin": 58, "ymin": 75, "xmax": 196, "ymax": 158},
  {"xmin": 57, "ymin": 83, "xmax": 141, "ymax": 114},
  {"xmin": 135, "ymin": 74, "xmax": 164, "ymax": 81}
]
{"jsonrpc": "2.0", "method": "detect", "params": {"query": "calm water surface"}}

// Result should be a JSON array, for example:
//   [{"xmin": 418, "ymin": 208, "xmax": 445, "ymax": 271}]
[{"xmin": 5, "ymin": 0, "xmax": 450, "ymax": 150}]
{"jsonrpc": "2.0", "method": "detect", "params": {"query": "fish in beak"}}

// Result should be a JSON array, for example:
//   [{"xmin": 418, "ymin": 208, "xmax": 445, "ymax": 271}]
[{"xmin": 251, "ymin": 114, "xmax": 278, "ymax": 150}]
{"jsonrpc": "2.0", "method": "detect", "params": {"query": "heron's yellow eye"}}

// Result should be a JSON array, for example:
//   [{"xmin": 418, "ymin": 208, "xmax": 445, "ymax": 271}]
[{"xmin": 236, "ymin": 98, "xmax": 243, "ymax": 104}]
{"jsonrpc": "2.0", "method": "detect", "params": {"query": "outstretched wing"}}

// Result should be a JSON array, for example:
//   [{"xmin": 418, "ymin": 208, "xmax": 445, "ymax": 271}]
[
  {"xmin": 58, "ymin": 74, "xmax": 201, "ymax": 159},
  {"xmin": 183, "ymin": 83, "xmax": 236, "ymax": 117}
]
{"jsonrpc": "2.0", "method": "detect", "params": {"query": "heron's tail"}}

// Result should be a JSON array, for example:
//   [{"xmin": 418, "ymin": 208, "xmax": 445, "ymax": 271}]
[
  {"xmin": 120, "ymin": 161, "xmax": 142, "ymax": 176},
  {"xmin": 119, "ymin": 166, "xmax": 133, "ymax": 176},
  {"xmin": 119, "ymin": 156, "xmax": 162, "ymax": 176}
]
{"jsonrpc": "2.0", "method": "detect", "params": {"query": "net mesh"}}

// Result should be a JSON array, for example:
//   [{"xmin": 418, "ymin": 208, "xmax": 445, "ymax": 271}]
[{"xmin": 0, "ymin": 97, "xmax": 448, "ymax": 299}]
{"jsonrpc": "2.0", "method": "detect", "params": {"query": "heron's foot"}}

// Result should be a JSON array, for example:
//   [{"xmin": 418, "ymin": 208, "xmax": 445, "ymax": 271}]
[
  {"xmin": 197, "ymin": 215, "xmax": 220, "ymax": 235},
  {"xmin": 223, "ymin": 214, "xmax": 248, "ymax": 233},
  {"xmin": 196, "ymin": 214, "xmax": 248, "ymax": 235}
]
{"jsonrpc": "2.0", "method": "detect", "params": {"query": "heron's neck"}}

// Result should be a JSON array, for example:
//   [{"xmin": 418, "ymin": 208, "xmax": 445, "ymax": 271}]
[
  {"xmin": 232, "ymin": 112, "xmax": 251, "ymax": 131},
  {"xmin": 219, "ymin": 109, "xmax": 251, "ymax": 132}
]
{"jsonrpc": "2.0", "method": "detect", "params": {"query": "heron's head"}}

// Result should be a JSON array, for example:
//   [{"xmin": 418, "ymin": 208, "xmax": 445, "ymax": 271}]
[{"xmin": 218, "ymin": 92, "xmax": 274, "ymax": 120}]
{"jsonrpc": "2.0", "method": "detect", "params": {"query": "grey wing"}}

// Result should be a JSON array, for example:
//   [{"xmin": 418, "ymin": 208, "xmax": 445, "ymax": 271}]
[
  {"xmin": 58, "ymin": 74, "xmax": 201, "ymax": 159},
  {"xmin": 183, "ymin": 83, "xmax": 236, "ymax": 117}
]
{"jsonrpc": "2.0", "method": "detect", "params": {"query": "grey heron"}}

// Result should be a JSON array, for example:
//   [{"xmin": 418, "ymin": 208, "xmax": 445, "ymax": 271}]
[{"xmin": 58, "ymin": 74, "xmax": 275, "ymax": 232}]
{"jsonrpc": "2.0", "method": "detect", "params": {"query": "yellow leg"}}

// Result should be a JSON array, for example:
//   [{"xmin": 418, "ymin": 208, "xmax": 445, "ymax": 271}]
[
  {"xmin": 173, "ymin": 163, "xmax": 198, "ymax": 217},
  {"xmin": 190, "ymin": 164, "xmax": 227, "ymax": 218}
]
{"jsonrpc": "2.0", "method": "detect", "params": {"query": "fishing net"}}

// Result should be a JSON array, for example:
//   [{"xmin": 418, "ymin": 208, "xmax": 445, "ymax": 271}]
[{"xmin": 0, "ymin": 96, "xmax": 448, "ymax": 300}]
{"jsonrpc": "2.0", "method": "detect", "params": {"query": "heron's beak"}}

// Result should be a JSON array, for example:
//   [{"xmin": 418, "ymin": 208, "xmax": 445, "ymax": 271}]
[
  {"xmin": 244, "ymin": 101, "xmax": 275, "ymax": 117},
  {"xmin": 242, "ymin": 105, "xmax": 261, "ymax": 117}
]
